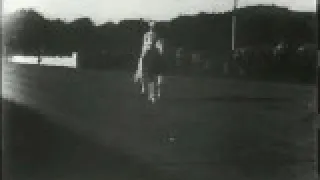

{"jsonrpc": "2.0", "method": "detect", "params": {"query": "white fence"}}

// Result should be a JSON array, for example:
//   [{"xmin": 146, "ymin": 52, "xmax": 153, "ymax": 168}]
[{"xmin": 7, "ymin": 52, "xmax": 77, "ymax": 68}]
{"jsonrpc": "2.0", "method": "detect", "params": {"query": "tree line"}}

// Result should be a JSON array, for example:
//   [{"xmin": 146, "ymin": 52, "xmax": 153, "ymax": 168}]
[{"xmin": 3, "ymin": 5, "xmax": 317, "ymax": 83}]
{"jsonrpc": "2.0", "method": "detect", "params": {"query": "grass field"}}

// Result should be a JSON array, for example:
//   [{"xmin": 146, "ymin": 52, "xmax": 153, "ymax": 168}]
[{"xmin": 2, "ymin": 62, "xmax": 317, "ymax": 180}]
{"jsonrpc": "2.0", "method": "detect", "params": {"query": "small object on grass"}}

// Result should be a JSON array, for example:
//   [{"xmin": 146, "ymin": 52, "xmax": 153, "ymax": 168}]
[{"xmin": 168, "ymin": 137, "xmax": 176, "ymax": 143}]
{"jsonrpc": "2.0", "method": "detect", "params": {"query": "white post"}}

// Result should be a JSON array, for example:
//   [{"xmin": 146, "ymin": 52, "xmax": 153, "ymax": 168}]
[
  {"xmin": 232, "ymin": 0, "xmax": 238, "ymax": 51},
  {"xmin": 232, "ymin": 16, "xmax": 236, "ymax": 52},
  {"xmin": 72, "ymin": 52, "xmax": 78, "ymax": 68},
  {"xmin": 72, "ymin": 52, "xmax": 77, "ymax": 59},
  {"xmin": 225, "ymin": 0, "xmax": 238, "ymax": 75},
  {"xmin": 232, "ymin": 0, "xmax": 241, "ymax": 75}
]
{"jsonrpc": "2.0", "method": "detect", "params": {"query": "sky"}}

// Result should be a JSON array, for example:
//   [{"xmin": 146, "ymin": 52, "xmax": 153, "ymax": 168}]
[{"xmin": 3, "ymin": 0, "xmax": 317, "ymax": 24}]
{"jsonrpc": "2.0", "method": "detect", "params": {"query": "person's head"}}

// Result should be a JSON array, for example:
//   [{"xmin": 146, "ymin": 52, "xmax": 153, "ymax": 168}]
[
  {"xmin": 148, "ymin": 20, "xmax": 156, "ymax": 31},
  {"xmin": 147, "ymin": 21, "xmax": 157, "ymax": 43}
]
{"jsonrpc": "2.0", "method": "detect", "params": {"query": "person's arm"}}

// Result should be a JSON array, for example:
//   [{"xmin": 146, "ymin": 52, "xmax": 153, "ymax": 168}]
[
  {"xmin": 137, "ymin": 33, "xmax": 147, "ymax": 72},
  {"xmin": 134, "ymin": 32, "xmax": 150, "ymax": 81},
  {"xmin": 156, "ymin": 39, "xmax": 164, "ymax": 55}
]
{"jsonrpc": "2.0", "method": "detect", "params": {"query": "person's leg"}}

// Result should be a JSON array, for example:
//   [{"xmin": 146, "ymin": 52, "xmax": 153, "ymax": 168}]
[
  {"xmin": 148, "ymin": 74, "xmax": 159, "ymax": 103},
  {"xmin": 156, "ymin": 74, "xmax": 162, "ymax": 98},
  {"xmin": 140, "ymin": 75, "xmax": 145, "ymax": 94},
  {"xmin": 148, "ymin": 81, "xmax": 155, "ymax": 102},
  {"xmin": 151, "ymin": 81, "xmax": 156, "ymax": 103}
]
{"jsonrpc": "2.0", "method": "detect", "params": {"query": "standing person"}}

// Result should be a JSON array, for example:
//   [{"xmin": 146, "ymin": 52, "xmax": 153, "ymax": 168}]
[
  {"xmin": 134, "ymin": 21, "xmax": 164, "ymax": 103},
  {"xmin": 134, "ymin": 21, "xmax": 155, "ymax": 94}
]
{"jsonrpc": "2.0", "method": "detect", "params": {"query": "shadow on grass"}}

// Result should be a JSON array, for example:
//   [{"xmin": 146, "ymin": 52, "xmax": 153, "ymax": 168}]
[{"xmin": 2, "ymin": 99, "xmax": 179, "ymax": 180}]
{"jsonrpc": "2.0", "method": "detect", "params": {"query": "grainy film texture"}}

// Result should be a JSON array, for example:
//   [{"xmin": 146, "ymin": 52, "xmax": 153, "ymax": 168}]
[{"xmin": 2, "ymin": 0, "xmax": 318, "ymax": 179}]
